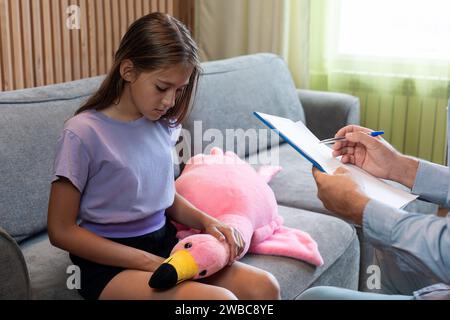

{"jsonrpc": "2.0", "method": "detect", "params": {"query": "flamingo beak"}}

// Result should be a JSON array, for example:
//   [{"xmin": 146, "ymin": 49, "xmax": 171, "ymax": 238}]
[{"xmin": 148, "ymin": 250, "xmax": 199, "ymax": 289}]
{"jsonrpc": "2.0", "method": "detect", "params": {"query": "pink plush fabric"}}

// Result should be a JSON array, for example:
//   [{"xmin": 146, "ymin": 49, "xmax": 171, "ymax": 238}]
[{"xmin": 172, "ymin": 148, "xmax": 324, "ymax": 279}]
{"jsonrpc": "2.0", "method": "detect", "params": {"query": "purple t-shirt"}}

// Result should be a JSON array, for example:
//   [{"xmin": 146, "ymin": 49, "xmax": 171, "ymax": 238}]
[{"xmin": 52, "ymin": 110, "xmax": 181, "ymax": 238}]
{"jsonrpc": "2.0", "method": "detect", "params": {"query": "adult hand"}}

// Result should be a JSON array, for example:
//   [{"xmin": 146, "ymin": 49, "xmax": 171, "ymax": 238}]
[
  {"xmin": 332, "ymin": 125, "xmax": 398, "ymax": 179},
  {"xmin": 332, "ymin": 125, "xmax": 418, "ymax": 188},
  {"xmin": 312, "ymin": 166, "xmax": 370, "ymax": 225},
  {"xmin": 202, "ymin": 219, "xmax": 246, "ymax": 265}
]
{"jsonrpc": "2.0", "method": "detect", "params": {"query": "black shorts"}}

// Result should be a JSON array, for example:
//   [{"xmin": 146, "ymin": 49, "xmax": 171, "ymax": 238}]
[{"xmin": 69, "ymin": 221, "xmax": 179, "ymax": 300}]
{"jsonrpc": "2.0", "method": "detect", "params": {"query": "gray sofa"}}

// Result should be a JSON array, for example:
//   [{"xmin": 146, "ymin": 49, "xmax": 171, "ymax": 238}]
[{"xmin": 0, "ymin": 53, "xmax": 361, "ymax": 300}]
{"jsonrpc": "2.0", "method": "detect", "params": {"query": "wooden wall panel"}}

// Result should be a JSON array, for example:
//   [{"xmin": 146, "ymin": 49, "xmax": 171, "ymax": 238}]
[
  {"xmin": 51, "ymin": 0, "xmax": 64, "ymax": 83},
  {"xmin": 0, "ymin": 0, "xmax": 195, "ymax": 91},
  {"xmin": 10, "ymin": 0, "xmax": 24, "ymax": 89},
  {"xmin": 79, "ymin": 0, "xmax": 89, "ymax": 79},
  {"xmin": 111, "ymin": 0, "xmax": 120, "ymax": 53},
  {"xmin": 61, "ymin": 0, "xmax": 72, "ymax": 81},
  {"xmin": 42, "ymin": 0, "xmax": 54, "ymax": 84}
]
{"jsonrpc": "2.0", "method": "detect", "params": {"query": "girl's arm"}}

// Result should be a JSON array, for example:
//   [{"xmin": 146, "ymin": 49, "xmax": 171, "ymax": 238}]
[
  {"xmin": 166, "ymin": 193, "xmax": 245, "ymax": 263},
  {"xmin": 165, "ymin": 192, "xmax": 218, "ymax": 231},
  {"xmin": 47, "ymin": 178, "xmax": 164, "ymax": 272}
]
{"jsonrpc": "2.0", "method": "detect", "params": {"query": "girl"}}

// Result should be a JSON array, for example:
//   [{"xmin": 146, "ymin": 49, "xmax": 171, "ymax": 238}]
[{"xmin": 47, "ymin": 12, "xmax": 280, "ymax": 300}]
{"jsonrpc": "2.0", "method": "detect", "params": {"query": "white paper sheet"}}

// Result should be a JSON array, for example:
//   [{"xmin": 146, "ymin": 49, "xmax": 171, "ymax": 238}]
[{"xmin": 255, "ymin": 112, "xmax": 418, "ymax": 209}]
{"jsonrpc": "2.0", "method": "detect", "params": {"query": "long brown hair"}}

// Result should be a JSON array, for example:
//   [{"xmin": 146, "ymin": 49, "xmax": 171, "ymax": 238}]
[{"xmin": 75, "ymin": 12, "xmax": 200, "ymax": 127}]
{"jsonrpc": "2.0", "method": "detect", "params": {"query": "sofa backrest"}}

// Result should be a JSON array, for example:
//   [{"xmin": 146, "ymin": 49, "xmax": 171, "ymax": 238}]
[
  {"xmin": 180, "ymin": 53, "xmax": 305, "ymax": 161},
  {"xmin": 0, "ymin": 53, "xmax": 305, "ymax": 243},
  {"xmin": 0, "ymin": 76, "xmax": 104, "ymax": 242}
]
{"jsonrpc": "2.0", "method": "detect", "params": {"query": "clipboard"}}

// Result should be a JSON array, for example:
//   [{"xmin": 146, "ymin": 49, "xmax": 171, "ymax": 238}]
[
  {"xmin": 254, "ymin": 111, "xmax": 325, "ymax": 172},
  {"xmin": 254, "ymin": 111, "xmax": 418, "ymax": 209}
]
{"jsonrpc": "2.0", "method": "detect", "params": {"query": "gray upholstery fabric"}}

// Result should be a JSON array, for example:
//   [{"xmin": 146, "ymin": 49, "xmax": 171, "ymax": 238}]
[
  {"xmin": 0, "ymin": 226, "xmax": 31, "ymax": 299},
  {"xmin": 247, "ymin": 143, "xmax": 331, "ymax": 215},
  {"xmin": 0, "ymin": 74, "xmax": 183, "ymax": 243},
  {"xmin": 21, "ymin": 232, "xmax": 82, "ymax": 300},
  {"xmin": 181, "ymin": 53, "xmax": 305, "ymax": 160},
  {"xmin": 298, "ymin": 89, "xmax": 360, "ymax": 140},
  {"xmin": 0, "ymin": 53, "xmax": 362, "ymax": 299},
  {"xmin": 18, "ymin": 205, "xmax": 358, "ymax": 301},
  {"xmin": 0, "ymin": 76, "xmax": 104, "ymax": 103},
  {"xmin": 308, "ymin": 234, "xmax": 360, "ymax": 293},
  {"xmin": 241, "ymin": 205, "xmax": 359, "ymax": 299},
  {"xmin": 0, "ymin": 77, "xmax": 104, "ymax": 242}
]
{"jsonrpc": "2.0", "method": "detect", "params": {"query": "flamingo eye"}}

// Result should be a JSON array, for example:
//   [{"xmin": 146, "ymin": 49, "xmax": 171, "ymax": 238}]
[
  {"xmin": 199, "ymin": 270, "xmax": 207, "ymax": 277},
  {"xmin": 184, "ymin": 242, "xmax": 192, "ymax": 249}
]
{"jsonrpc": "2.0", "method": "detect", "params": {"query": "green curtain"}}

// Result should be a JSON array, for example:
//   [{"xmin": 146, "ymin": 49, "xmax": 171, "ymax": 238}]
[
  {"xmin": 310, "ymin": 0, "xmax": 450, "ymax": 164},
  {"xmin": 195, "ymin": 0, "xmax": 311, "ymax": 88}
]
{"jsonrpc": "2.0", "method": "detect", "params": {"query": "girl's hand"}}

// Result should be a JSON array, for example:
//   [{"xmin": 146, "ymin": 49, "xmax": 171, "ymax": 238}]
[{"xmin": 202, "ymin": 219, "xmax": 246, "ymax": 265}]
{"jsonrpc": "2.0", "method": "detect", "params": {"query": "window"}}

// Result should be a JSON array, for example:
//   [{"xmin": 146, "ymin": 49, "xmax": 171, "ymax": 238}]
[{"xmin": 338, "ymin": 0, "xmax": 450, "ymax": 60}]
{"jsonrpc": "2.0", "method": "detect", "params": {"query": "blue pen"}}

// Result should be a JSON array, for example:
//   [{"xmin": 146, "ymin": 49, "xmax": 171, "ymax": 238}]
[{"xmin": 319, "ymin": 131, "xmax": 384, "ymax": 144}]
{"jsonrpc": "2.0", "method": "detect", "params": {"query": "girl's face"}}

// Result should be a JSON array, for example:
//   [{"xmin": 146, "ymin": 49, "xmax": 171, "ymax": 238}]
[{"xmin": 128, "ymin": 63, "xmax": 193, "ymax": 121}]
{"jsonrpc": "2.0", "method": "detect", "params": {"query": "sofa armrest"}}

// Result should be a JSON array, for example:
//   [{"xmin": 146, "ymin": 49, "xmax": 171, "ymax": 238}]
[
  {"xmin": 0, "ymin": 226, "xmax": 31, "ymax": 299},
  {"xmin": 297, "ymin": 89, "xmax": 360, "ymax": 140}
]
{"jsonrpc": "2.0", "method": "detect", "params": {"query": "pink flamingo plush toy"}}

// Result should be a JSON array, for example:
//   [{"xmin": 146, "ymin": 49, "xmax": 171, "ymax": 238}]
[{"xmin": 149, "ymin": 148, "xmax": 323, "ymax": 289}]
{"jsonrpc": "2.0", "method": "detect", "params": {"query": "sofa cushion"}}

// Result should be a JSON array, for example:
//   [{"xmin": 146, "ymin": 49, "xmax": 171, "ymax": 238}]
[
  {"xmin": 0, "ymin": 76, "xmax": 104, "ymax": 242},
  {"xmin": 180, "ymin": 53, "xmax": 305, "ymax": 161},
  {"xmin": 242, "ymin": 205, "xmax": 359, "ymax": 299},
  {"xmin": 21, "ymin": 232, "xmax": 82, "ymax": 299},
  {"xmin": 247, "ymin": 143, "xmax": 331, "ymax": 215},
  {"xmin": 20, "ymin": 204, "xmax": 359, "ymax": 300},
  {"xmin": 0, "ymin": 226, "xmax": 31, "ymax": 299}
]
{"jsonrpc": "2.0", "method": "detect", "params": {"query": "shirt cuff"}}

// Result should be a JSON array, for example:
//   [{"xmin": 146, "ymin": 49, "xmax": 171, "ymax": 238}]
[
  {"xmin": 412, "ymin": 160, "xmax": 450, "ymax": 205},
  {"xmin": 362, "ymin": 199, "xmax": 406, "ymax": 247}
]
